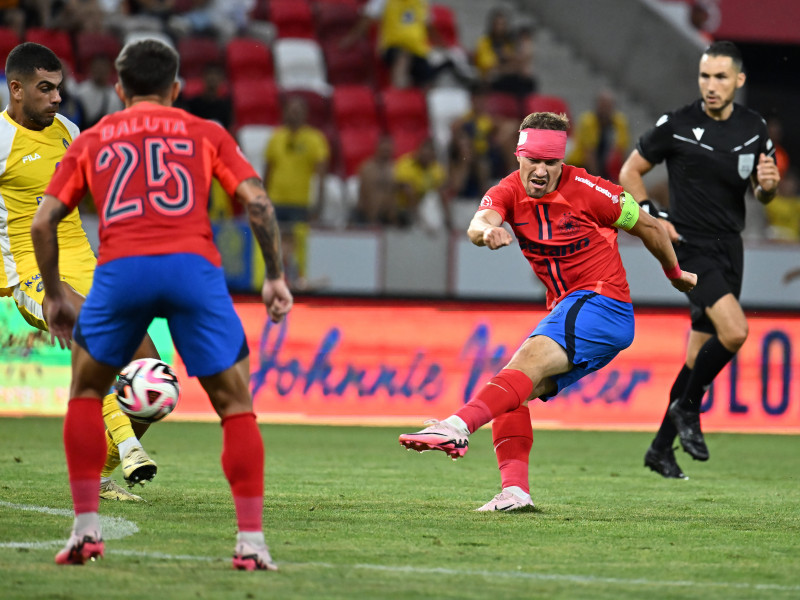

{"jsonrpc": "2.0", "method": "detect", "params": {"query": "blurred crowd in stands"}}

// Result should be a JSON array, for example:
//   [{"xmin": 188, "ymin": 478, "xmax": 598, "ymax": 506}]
[{"xmin": 0, "ymin": 0, "xmax": 796, "ymax": 290}]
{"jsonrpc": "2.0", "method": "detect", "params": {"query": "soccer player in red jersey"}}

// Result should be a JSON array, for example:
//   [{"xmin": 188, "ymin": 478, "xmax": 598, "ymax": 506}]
[
  {"xmin": 31, "ymin": 40, "xmax": 293, "ymax": 569},
  {"xmin": 400, "ymin": 112, "xmax": 696, "ymax": 511}
]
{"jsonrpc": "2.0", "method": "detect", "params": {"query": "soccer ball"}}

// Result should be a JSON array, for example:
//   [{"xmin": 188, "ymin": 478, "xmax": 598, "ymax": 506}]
[{"xmin": 115, "ymin": 358, "xmax": 180, "ymax": 424}]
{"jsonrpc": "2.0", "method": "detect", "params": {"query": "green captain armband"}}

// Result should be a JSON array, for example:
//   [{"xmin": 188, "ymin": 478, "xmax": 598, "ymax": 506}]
[{"xmin": 613, "ymin": 191, "xmax": 640, "ymax": 231}]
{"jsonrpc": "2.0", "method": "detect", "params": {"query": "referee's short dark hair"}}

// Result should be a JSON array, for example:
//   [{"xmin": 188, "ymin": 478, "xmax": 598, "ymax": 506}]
[{"xmin": 703, "ymin": 40, "xmax": 744, "ymax": 72}]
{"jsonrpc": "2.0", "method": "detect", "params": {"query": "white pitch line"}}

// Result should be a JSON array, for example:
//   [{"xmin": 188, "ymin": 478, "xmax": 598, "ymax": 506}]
[
  {"xmin": 0, "ymin": 500, "xmax": 138, "ymax": 549},
  {"xmin": 2, "ymin": 501, "xmax": 798, "ymax": 593}
]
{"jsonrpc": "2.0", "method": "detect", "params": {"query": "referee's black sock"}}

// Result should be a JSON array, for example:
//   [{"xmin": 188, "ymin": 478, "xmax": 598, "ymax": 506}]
[
  {"xmin": 677, "ymin": 336, "xmax": 736, "ymax": 413},
  {"xmin": 652, "ymin": 364, "xmax": 691, "ymax": 451}
]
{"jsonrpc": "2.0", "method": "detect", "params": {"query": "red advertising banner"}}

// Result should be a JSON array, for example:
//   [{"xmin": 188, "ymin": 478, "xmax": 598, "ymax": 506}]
[
  {"xmin": 714, "ymin": 0, "xmax": 800, "ymax": 44},
  {"xmin": 170, "ymin": 299, "xmax": 800, "ymax": 433}
]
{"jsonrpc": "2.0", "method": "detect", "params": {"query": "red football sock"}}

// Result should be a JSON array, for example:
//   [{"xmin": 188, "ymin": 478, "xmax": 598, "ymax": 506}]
[
  {"xmin": 455, "ymin": 369, "xmax": 534, "ymax": 433},
  {"xmin": 492, "ymin": 404, "xmax": 534, "ymax": 494},
  {"xmin": 221, "ymin": 412, "xmax": 264, "ymax": 532},
  {"xmin": 63, "ymin": 397, "xmax": 106, "ymax": 515}
]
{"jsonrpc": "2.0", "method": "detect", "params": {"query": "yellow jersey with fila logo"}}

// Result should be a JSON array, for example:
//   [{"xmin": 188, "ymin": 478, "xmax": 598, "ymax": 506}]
[{"xmin": 0, "ymin": 110, "xmax": 95, "ymax": 293}]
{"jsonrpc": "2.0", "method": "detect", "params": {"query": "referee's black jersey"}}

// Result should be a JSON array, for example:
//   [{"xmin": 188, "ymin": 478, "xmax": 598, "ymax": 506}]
[{"xmin": 636, "ymin": 99, "xmax": 773, "ymax": 238}]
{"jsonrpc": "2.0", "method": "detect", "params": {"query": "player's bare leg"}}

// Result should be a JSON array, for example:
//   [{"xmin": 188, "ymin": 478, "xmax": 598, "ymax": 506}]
[
  {"xmin": 43, "ymin": 282, "xmax": 158, "ymax": 494},
  {"xmin": 400, "ymin": 336, "xmax": 566, "ymax": 459},
  {"xmin": 199, "ymin": 357, "xmax": 277, "ymax": 571},
  {"xmin": 56, "ymin": 344, "xmax": 119, "ymax": 565}
]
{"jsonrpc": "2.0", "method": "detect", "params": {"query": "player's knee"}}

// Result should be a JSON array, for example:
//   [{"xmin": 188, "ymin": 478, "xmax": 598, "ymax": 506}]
[
  {"xmin": 208, "ymin": 388, "xmax": 252, "ymax": 418},
  {"xmin": 720, "ymin": 325, "xmax": 748, "ymax": 352}
]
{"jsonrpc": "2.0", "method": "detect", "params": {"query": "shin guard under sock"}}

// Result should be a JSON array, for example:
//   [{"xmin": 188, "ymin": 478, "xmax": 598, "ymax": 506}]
[
  {"xmin": 221, "ymin": 412, "xmax": 264, "ymax": 532},
  {"xmin": 492, "ymin": 404, "xmax": 533, "ymax": 494}
]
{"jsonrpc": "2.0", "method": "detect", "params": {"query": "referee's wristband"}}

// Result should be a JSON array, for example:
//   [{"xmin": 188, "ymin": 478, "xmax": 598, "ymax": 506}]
[
  {"xmin": 663, "ymin": 264, "xmax": 682, "ymax": 280},
  {"xmin": 640, "ymin": 199, "xmax": 670, "ymax": 220}
]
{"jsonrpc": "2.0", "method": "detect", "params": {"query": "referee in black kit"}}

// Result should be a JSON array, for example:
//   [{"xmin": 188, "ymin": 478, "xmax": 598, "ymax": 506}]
[{"xmin": 619, "ymin": 40, "xmax": 780, "ymax": 479}]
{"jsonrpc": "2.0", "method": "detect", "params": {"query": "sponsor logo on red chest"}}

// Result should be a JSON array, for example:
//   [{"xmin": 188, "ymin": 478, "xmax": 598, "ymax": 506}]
[{"xmin": 574, "ymin": 175, "xmax": 618, "ymax": 202}]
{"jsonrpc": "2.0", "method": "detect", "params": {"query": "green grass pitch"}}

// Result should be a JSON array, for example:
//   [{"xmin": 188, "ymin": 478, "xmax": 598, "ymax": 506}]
[{"xmin": 1, "ymin": 417, "xmax": 799, "ymax": 600}]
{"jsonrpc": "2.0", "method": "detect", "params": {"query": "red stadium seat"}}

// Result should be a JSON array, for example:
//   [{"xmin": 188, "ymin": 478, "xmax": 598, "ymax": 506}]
[
  {"xmin": 485, "ymin": 92, "xmax": 523, "ymax": 121},
  {"xmin": 225, "ymin": 37, "xmax": 273, "ymax": 83},
  {"xmin": 430, "ymin": 4, "xmax": 459, "ymax": 48},
  {"xmin": 270, "ymin": 0, "xmax": 315, "ymax": 39},
  {"xmin": 74, "ymin": 32, "xmax": 121, "ymax": 78},
  {"xmin": 319, "ymin": 123, "xmax": 343, "ymax": 175},
  {"xmin": 172, "ymin": 0, "xmax": 196, "ymax": 12},
  {"xmin": 380, "ymin": 87, "xmax": 429, "ymax": 137},
  {"xmin": 0, "ymin": 27, "xmax": 19, "ymax": 70},
  {"xmin": 180, "ymin": 76, "xmax": 230, "ymax": 100},
  {"xmin": 314, "ymin": 2, "xmax": 360, "ymax": 44},
  {"xmin": 280, "ymin": 89, "xmax": 331, "ymax": 130},
  {"xmin": 249, "ymin": 0, "xmax": 270, "ymax": 22},
  {"xmin": 389, "ymin": 128, "xmax": 428, "ymax": 158},
  {"xmin": 322, "ymin": 39, "xmax": 374, "ymax": 86},
  {"xmin": 339, "ymin": 126, "xmax": 380, "ymax": 177},
  {"xmin": 332, "ymin": 84, "xmax": 379, "ymax": 133},
  {"xmin": 25, "ymin": 28, "xmax": 74, "ymax": 72},
  {"xmin": 232, "ymin": 79, "xmax": 281, "ymax": 129},
  {"xmin": 180, "ymin": 77, "xmax": 205, "ymax": 100},
  {"xmin": 178, "ymin": 37, "xmax": 223, "ymax": 79},
  {"xmin": 524, "ymin": 93, "xmax": 572, "ymax": 125}
]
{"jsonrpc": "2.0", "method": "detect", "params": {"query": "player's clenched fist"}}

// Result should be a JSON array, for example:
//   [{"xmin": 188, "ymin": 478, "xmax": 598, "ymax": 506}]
[
  {"xmin": 483, "ymin": 227, "xmax": 513, "ymax": 249},
  {"xmin": 669, "ymin": 270, "xmax": 697, "ymax": 293}
]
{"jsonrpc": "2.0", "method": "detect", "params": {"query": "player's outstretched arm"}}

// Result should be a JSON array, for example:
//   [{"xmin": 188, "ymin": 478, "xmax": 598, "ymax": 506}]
[
  {"xmin": 31, "ymin": 195, "xmax": 77, "ymax": 348},
  {"xmin": 235, "ymin": 177, "xmax": 293, "ymax": 323},
  {"xmin": 467, "ymin": 209, "xmax": 512, "ymax": 249},
  {"xmin": 618, "ymin": 150, "xmax": 653, "ymax": 201},
  {"xmin": 626, "ymin": 204, "xmax": 697, "ymax": 293}
]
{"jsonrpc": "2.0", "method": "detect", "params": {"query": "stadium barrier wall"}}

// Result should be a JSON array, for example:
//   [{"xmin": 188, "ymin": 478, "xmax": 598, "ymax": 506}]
[
  {"xmin": 210, "ymin": 221, "xmax": 800, "ymax": 308},
  {"xmin": 2, "ymin": 297, "xmax": 799, "ymax": 433}
]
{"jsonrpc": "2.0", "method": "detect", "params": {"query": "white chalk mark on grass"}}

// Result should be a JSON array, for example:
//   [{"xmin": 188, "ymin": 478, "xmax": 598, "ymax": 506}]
[
  {"xmin": 1, "ymin": 502, "xmax": 798, "ymax": 593},
  {"xmin": 0, "ymin": 500, "xmax": 138, "ymax": 548}
]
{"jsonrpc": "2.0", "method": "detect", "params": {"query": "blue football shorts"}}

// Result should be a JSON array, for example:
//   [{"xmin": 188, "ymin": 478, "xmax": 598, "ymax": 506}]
[
  {"xmin": 74, "ymin": 253, "xmax": 248, "ymax": 377},
  {"xmin": 531, "ymin": 289, "xmax": 635, "ymax": 400}
]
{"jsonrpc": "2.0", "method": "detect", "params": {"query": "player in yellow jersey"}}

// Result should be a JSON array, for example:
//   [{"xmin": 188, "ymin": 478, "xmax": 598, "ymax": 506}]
[{"xmin": 0, "ymin": 42, "xmax": 160, "ymax": 501}]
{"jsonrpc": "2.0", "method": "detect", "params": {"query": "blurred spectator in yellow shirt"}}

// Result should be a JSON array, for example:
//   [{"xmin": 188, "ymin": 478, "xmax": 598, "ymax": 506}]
[
  {"xmin": 568, "ymin": 89, "xmax": 629, "ymax": 182},
  {"xmin": 393, "ymin": 138, "xmax": 448, "ymax": 230},
  {"xmin": 764, "ymin": 167, "xmax": 800, "ymax": 242},
  {"xmin": 264, "ymin": 95, "xmax": 330, "ymax": 224},
  {"xmin": 342, "ymin": 0, "xmax": 433, "ymax": 88},
  {"xmin": 474, "ymin": 7, "xmax": 536, "ymax": 98},
  {"xmin": 448, "ymin": 85, "xmax": 511, "ymax": 199},
  {"xmin": 264, "ymin": 95, "xmax": 329, "ymax": 280}
]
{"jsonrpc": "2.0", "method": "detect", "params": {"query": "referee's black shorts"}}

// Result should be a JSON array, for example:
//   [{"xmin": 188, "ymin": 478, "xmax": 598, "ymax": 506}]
[{"xmin": 675, "ymin": 234, "xmax": 743, "ymax": 334}]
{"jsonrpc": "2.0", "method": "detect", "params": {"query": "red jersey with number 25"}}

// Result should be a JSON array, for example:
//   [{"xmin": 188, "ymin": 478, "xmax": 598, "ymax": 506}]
[
  {"xmin": 479, "ymin": 164, "xmax": 630, "ymax": 309},
  {"xmin": 46, "ymin": 102, "xmax": 258, "ymax": 267}
]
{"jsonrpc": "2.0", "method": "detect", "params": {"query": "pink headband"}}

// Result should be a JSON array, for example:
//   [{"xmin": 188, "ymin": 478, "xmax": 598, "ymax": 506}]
[{"xmin": 515, "ymin": 128, "xmax": 567, "ymax": 160}]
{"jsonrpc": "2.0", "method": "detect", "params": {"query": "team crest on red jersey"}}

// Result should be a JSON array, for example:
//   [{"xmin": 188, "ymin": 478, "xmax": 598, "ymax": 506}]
[
  {"xmin": 558, "ymin": 212, "xmax": 579, "ymax": 235},
  {"xmin": 480, "ymin": 195, "xmax": 493, "ymax": 208}
]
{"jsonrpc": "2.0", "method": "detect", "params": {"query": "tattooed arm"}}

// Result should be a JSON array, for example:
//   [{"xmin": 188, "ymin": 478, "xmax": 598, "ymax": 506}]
[{"xmin": 236, "ymin": 177, "xmax": 293, "ymax": 323}]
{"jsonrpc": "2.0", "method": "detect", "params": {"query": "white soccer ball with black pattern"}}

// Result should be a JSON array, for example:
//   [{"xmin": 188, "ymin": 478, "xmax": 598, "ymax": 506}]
[{"xmin": 115, "ymin": 358, "xmax": 180, "ymax": 423}]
